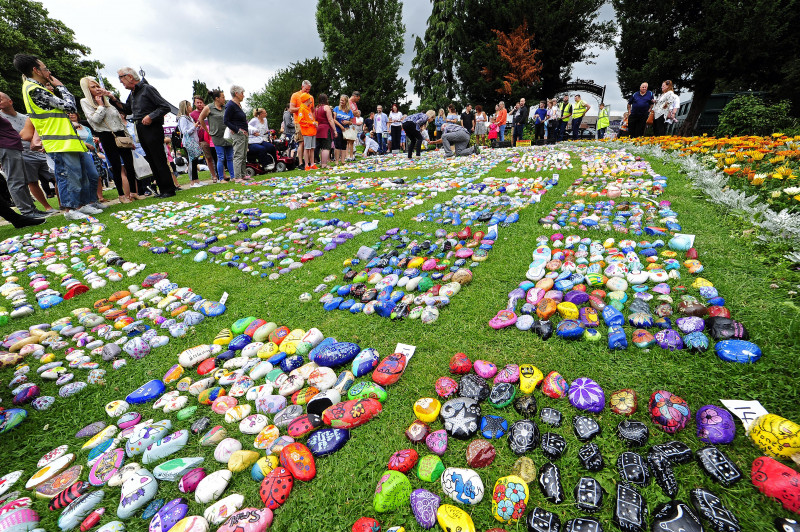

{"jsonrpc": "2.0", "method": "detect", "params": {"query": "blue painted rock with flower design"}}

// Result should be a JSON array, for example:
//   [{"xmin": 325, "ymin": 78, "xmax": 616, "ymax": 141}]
[
  {"xmin": 649, "ymin": 390, "xmax": 690, "ymax": 434},
  {"xmin": 491, "ymin": 475, "xmax": 529, "ymax": 524},
  {"xmin": 696, "ymin": 405, "xmax": 735, "ymax": 444}
]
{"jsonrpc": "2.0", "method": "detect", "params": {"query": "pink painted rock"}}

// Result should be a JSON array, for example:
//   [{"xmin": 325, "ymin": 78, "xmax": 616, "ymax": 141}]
[
  {"xmin": 425, "ymin": 430, "xmax": 448, "ymax": 456},
  {"xmin": 494, "ymin": 364, "xmax": 519, "ymax": 384},
  {"xmin": 217, "ymin": 507, "xmax": 274, "ymax": 532},
  {"xmin": 473, "ymin": 360, "xmax": 497, "ymax": 379}
]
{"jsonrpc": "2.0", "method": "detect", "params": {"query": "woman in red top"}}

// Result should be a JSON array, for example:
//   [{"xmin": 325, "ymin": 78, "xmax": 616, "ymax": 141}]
[{"xmin": 314, "ymin": 94, "xmax": 336, "ymax": 169}]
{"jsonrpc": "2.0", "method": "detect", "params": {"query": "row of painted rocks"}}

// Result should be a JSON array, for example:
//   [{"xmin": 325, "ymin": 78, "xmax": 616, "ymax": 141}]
[
  {"xmin": 410, "ymin": 175, "xmax": 558, "ymax": 227},
  {"xmin": 540, "ymin": 198, "xmax": 682, "ymax": 234},
  {"xmin": 110, "ymin": 202, "xmax": 231, "ymax": 233},
  {"xmin": 316, "ymin": 225, "xmax": 492, "ymax": 324},
  {"xmin": 0, "ymin": 272, "xmax": 227, "ymax": 425},
  {"xmin": 568, "ymin": 145, "xmax": 667, "ymax": 197},
  {"xmin": 504, "ymin": 148, "xmax": 573, "ymax": 174},
  {"xmin": 349, "ymin": 353, "xmax": 800, "ymax": 531},
  {"xmin": 1, "ymin": 227, "xmax": 145, "ymax": 321},
  {"xmin": 488, "ymin": 234, "xmax": 763, "ymax": 362}
]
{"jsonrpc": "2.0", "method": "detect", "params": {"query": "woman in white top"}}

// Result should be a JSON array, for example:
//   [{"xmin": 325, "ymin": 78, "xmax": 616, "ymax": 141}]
[
  {"xmin": 80, "ymin": 76, "xmax": 139, "ymax": 202},
  {"xmin": 653, "ymin": 80, "xmax": 679, "ymax": 137},
  {"xmin": 546, "ymin": 98, "xmax": 559, "ymax": 140},
  {"xmin": 176, "ymin": 100, "xmax": 203, "ymax": 186},
  {"xmin": 388, "ymin": 103, "xmax": 403, "ymax": 154},
  {"xmin": 348, "ymin": 110, "xmax": 363, "ymax": 160},
  {"xmin": 474, "ymin": 104, "xmax": 488, "ymax": 145},
  {"xmin": 247, "ymin": 108, "xmax": 278, "ymax": 170}
]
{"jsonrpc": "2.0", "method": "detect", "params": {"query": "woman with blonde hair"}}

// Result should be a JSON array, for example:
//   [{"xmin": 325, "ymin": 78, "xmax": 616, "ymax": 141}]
[
  {"xmin": 248, "ymin": 107, "xmax": 278, "ymax": 170},
  {"xmin": 177, "ymin": 100, "xmax": 203, "ymax": 187},
  {"xmin": 79, "ymin": 76, "xmax": 139, "ymax": 202},
  {"xmin": 653, "ymin": 80, "xmax": 678, "ymax": 136}
]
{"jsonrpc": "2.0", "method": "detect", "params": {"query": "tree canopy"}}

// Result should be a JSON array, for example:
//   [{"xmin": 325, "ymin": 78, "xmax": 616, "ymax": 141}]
[
  {"xmin": 409, "ymin": 0, "xmax": 460, "ymax": 110},
  {"xmin": 316, "ymin": 0, "xmax": 408, "ymax": 113},
  {"xmin": 0, "ymin": 0, "xmax": 103, "ymax": 104}
]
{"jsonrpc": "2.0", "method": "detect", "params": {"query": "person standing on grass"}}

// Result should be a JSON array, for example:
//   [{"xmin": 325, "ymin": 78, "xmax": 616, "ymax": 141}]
[
  {"xmin": 597, "ymin": 103, "xmax": 610, "ymax": 139},
  {"xmin": 532, "ymin": 101, "xmax": 547, "ymax": 143},
  {"xmin": 14, "ymin": 53, "xmax": 102, "ymax": 220},
  {"xmin": 224, "ymin": 85, "xmax": 252, "ymax": 182},
  {"xmin": 401, "ymin": 110, "xmax": 435, "ymax": 159},
  {"xmin": 198, "ymin": 89, "xmax": 234, "ymax": 183},
  {"xmin": 332, "ymin": 94, "xmax": 353, "ymax": 165},
  {"xmin": 627, "ymin": 82, "xmax": 654, "ymax": 139},
  {"xmin": 314, "ymin": 94, "xmax": 336, "ymax": 169},
  {"xmin": 556, "ymin": 94, "xmax": 572, "ymax": 142},
  {"xmin": 289, "ymin": 80, "xmax": 317, "ymax": 170},
  {"xmin": 177, "ymin": 100, "xmax": 203, "ymax": 187},
  {"xmin": 512, "ymin": 98, "xmax": 528, "ymax": 146},
  {"xmin": 190, "ymin": 95, "xmax": 218, "ymax": 182},
  {"xmin": 373, "ymin": 105, "xmax": 388, "ymax": 154},
  {"xmin": 495, "ymin": 101, "xmax": 508, "ymax": 143},
  {"xmin": 388, "ymin": 103, "xmax": 403, "ymax": 154},
  {"xmin": 652, "ymin": 80, "xmax": 678, "ymax": 137},
  {"xmin": 0, "ymin": 92, "xmax": 57, "ymax": 215},
  {"xmin": 571, "ymin": 94, "xmax": 590, "ymax": 140},
  {"xmin": 460, "ymin": 104, "xmax": 475, "ymax": 137}
]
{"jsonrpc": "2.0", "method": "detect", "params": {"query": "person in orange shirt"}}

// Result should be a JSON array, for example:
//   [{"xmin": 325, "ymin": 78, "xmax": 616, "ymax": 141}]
[
  {"xmin": 289, "ymin": 80, "xmax": 318, "ymax": 170},
  {"xmin": 494, "ymin": 101, "xmax": 507, "ymax": 143}
]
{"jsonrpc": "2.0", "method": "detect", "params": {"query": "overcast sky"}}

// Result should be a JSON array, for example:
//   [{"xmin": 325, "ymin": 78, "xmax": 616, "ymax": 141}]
[{"xmin": 41, "ymin": 0, "xmax": 627, "ymax": 117}]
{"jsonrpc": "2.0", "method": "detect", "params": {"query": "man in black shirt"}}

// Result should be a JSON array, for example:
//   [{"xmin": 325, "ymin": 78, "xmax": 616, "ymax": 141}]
[
  {"xmin": 460, "ymin": 104, "xmax": 475, "ymax": 135},
  {"xmin": 512, "ymin": 98, "xmax": 529, "ymax": 147},
  {"xmin": 107, "ymin": 67, "xmax": 175, "ymax": 197}
]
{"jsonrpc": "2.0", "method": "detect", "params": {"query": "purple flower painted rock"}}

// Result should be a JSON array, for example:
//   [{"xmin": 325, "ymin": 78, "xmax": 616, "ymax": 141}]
[
  {"xmin": 425, "ymin": 430, "xmax": 448, "ymax": 456},
  {"xmin": 696, "ymin": 405, "xmax": 735, "ymax": 444},
  {"xmin": 410, "ymin": 488, "xmax": 441, "ymax": 529},
  {"xmin": 676, "ymin": 316, "xmax": 704, "ymax": 334},
  {"xmin": 568, "ymin": 377, "xmax": 605, "ymax": 413},
  {"xmin": 655, "ymin": 329, "xmax": 684, "ymax": 350}
]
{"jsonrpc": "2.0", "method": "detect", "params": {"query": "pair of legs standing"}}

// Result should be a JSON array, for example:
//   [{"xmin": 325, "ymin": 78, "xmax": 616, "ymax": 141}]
[{"xmin": 402, "ymin": 122, "xmax": 423, "ymax": 159}]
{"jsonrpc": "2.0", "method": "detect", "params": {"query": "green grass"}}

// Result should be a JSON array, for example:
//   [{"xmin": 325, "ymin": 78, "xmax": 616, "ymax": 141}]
[{"xmin": 1, "ymin": 147, "xmax": 799, "ymax": 531}]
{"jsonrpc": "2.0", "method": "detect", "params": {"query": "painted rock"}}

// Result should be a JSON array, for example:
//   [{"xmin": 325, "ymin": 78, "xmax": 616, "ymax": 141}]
[
  {"xmin": 178, "ymin": 468, "xmax": 205, "ymax": 494},
  {"xmin": 540, "ymin": 432, "xmax": 567, "ymax": 460},
  {"xmin": 578, "ymin": 443, "xmax": 604, "ymax": 472},
  {"xmin": 169, "ymin": 516, "xmax": 211, "ymax": 532},
  {"xmin": 58, "ymin": 489, "xmax": 105, "ymax": 530},
  {"xmin": 436, "ymin": 504, "xmax": 475, "ymax": 532},
  {"xmin": 441, "ymin": 467, "xmax": 484, "ymax": 505},
  {"xmin": 25, "ymin": 453, "xmax": 75, "ymax": 489},
  {"xmin": 541, "ymin": 371, "xmax": 568, "ymax": 399},
  {"xmin": 647, "ymin": 450, "xmax": 678, "ymax": 498},
  {"xmin": 373, "ymin": 470, "xmax": 412, "ymax": 512},
  {"xmin": 143, "ymin": 429, "xmax": 189, "ymax": 464},
  {"xmin": 239, "ymin": 414, "xmax": 268, "ymax": 435},
  {"xmin": 466, "ymin": 440, "xmax": 496, "ymax": 469},
  {"xmin": 118, "ymin": 470, "xmax": 158, "ymax": 519},
  {"xmin": 388, "ymin": 449, "xmax": 419, "ymax": 473},
  {"xmin": 568, "ymin": 377, "xmax": 604, "ymax": 413},
  {"xmin": 258, "ymin": 467, "xmax": 293, "ymax": 510},
  {"xmin": 315, "ymin": 342, "xmax": 361, "ymax": 367},
  {"xmin": 127, "ymin": 421, "xmax": 171, "ymax": 457},
  {"xmin": 352, "ymin": 517, "xmax": 381, "ymax": 532},
  {"xmin": 449, "ymin": 352, "xmax": 472, "ymax": 374},
  {"xmin": 347, "ymin": 381, "xmax": 388, "ymax": 403},
  {"xmin": 216, "ymin": 507, "xmax": 273, "ymax": 532},
  {"xmin": 652, "ymin": 441, "xmax": 694, "ymax": 465},
  {"xmin": 519, "ymin": 364, "xmax": 543, "ymax": 394},
  {"xmin": 250, "ymin": 456, "xmax": 279, "ymax": 482},
  {"xmin": 696, "ymin": 446, "xmax": 742, "ymax": 487},
  {"xmin": 480, "ymin": 415, "xmax": 508, "ymax": 439},
  {"xmin": 690, "ymin": 488, "xmax": 740, "ymax": 532},
  {"xmin": 194, "ymin": 469, "xmax": 232, "ymax": 504},
  {"xmin": 153, "ymin": 457, "xmax": 204, "ymax": 482},
  {"xmin": 434, "ymin": 377, "xmax": 458, "ymax": 399},
  {"xmin": 651, "ymin": 500, "xmax": 703, "ymax": 532},
  {"xmin": 610, "ymin": 389, "xmax": 637, "ymax": 416},
  {"xmin": 279, "ymin": 443, "xmax": 316, "ymax": 482},
  {"xmin": 488, "ymin": 383, "xmax": 515, "ymax": 408},
  {"xmin": 749, "ymin": 414, "xmax": 800, "ymax": 461},
  {"xmin": 538, "ymin": 462, "xmax": 564, "ymax": 504},
  {"xmin": 426, "ymin": 429, "xmax": 448, "ymax": 456},
  {"xmin": 415, "ymin": 455, "xmax": 445, "ymax": 482},
  {"xmin": 617, "ymin": 452, "xmax": 650, "ymax": 486},
  {"xmin": 214, "ymin": 438, "xmax": 242, "ymax": 463},
  {"xmin": 514, "ymin": 396, "xmax": 538, "ymax": 419},
  {"xmin": 696, "ymin": 405, "xmax": 736, "ymax": 444},
  {"xmin": 715, "ymin": 339, "xmax": 762, "ymax": 363},
  {"xmin": 649, "ymin": 390, "xmax": 690, "ymax": 434},
  {"xmin": 526, "ymin": 507, "xmax": 561, "ymax": 532},
  {"xmin": 150, "ymin": 498, "xmax": 189, "ymax": 532},
  {"xmin": 322, "ymin": 398, "xmax": 382, "ymax": 429},
  {"xmin": 200, "ymin": 426, "xmax": 228, "ymax": 448},
  {"xmin": 49, "ymin": 481, "xmax": 89, "ymax": 511},
  {"xmin": 440, "ymin": 398, "xmax": 480, "ymax": 440},
  {"xmin": 89, "ymin": 448, "xmax": 124, "ymax": 486},
  {"xmin": 410, "ymin": 488, "xmax": 440, "ymax": 529},
  {"xmin": 414, "ymin": 398, "xmax": 442, "ymax": 423},
  {"xmin": 492, "ymin": 475, "xmax": 529, "ymax": 524},
  {"xmin": 508, "ymin": 420, "xmax": 539, "ymax": 455},
  {"xmin": 574, "ymin": 476, "xmax": 603, "ymax": 513},
  {"xmin": 613, "ymin": 483, "xmax": 646, "ymax": 532},
  {"xmin": 228, "ymin": 450, "xmax": 259, "ymax": 473},
  {"xmin": 458, "ymin": 374, "xmax": 489, "ymax": 402},
  {"xmin": 203, "ymin": 493, "xmax": 244, "ymax": 526},
  {"xmin": 372, "ymin": 352, "xmax": 408, "ymax": 386},
  {"xmin": 573, "ymin": 415, "xmax": 601, "ymax": 442},
  {"xmin": 126, "ymin": 379, "xmax": 166, "ymax": 404}
]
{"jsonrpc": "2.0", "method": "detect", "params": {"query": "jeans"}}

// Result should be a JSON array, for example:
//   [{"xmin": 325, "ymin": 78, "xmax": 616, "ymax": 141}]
[
  {"xmin": 442, "ymin": 130, "xmax": 474, "ymax": 157},
  {"xmin": 557, "ymin": 121, "xmax": 568, "ymax": 141},
  {"xmin": 375, "ymin": 132, "xmax": 387, "ymax": 154},
  {"xmin": 214, "ymin": 144, "xmax": 234, "ymax": 180},
  {"xmin": 0, "ymin": 148, "xmax": 36, "ymax": 214},
  {"xmin": 498, "ymin": 124, "xmax": 505, "ymax": 142},
  {"xmin": 572, "ymin": 117, "xmax": 583, "ymax": 139},
  {"xmin": 50, "ymin": 152, "xmax": 95, "ymax": 209},
  {"xmin": 230, "ymin": 132, "xmax": 248, "ymax": 179},
  {"xmin": 598, "ymin": 127, "xmax": 607, "ymax": 139}
]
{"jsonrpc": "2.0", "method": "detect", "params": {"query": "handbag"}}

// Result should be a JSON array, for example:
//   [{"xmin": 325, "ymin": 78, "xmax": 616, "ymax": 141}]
[
  {"xmin": 343, "ymin": 127, "xmax": 358, "ymax": 141},
  {"xmin": 646, "ymin": 110, "xmax": 654, "ymax": 126},
  {"xmin": 113, "ymin": 130, "xmax": 135, "ymax": 149}
]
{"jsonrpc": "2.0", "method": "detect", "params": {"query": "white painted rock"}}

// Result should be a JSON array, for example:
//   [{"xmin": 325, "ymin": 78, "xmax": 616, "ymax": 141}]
[
  {"xmin": 117, "ymin": 469, "xmax": 158, "ymax": 519},
  {"xmin": 142, "ymin": 429, "xmax": 189, "ymax": 464},
  {"xmin": 194, "ymin": 470, "xmax": 231, "ymax": 504},
  {"xmin": 203, "ymin": 493, "xmax": 244, "ymax": 525},
  {"xmin": 213, "ymin": 438, "xmax": 242, "ymax": 463}
]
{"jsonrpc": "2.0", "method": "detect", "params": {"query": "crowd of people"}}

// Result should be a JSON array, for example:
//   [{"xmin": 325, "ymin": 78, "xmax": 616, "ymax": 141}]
[{"xmin": 0, "ymin": 51, "xmax": 680, "ymax": 227}]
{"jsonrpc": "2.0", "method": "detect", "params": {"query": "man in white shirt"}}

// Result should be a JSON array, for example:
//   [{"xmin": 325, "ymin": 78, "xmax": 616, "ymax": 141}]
[
  {"xmin": 363, "ymin": 132, "xmax": 379, "ymax": 156},
  {"xmin": 373, "ymin": 105, "xmax": 388, "ymax": 154}
]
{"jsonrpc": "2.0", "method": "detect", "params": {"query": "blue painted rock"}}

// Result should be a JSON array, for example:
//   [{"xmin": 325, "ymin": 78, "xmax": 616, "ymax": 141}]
[
  {"xmin": 0, "ymin": 408, "xmax": 27, "ymax": 435},
  {"xmin": 608, "ymin": 325, "xmax": 628, "ymax": 350},
  {"xmin": 307, "ymin": 428, "xmax": 350, "ymax": 456},
  {"xmin": 696, "ymin": 405, "xmax": 736, "ymax": 444},
  {"xmin": 149, "ymin": 497, "xmax": 189, "ymax": 532},
  {"xmin": 352, "ymin": 348, "xmax": 380, "ymax": 377},
  {"xmin": 714, "ymin": 340, "xmax": 762, "ymax": 363},
  {"xmin": 440, "ymin": 467, "xmax": 484, "ymax": 505},
  {"xmin": 315, "ymin": 342, "xmax": 361, "ymax": 367},
  {"xmin": 569, "ymin": 378, "xmax": 605, "ymax": 413},
  {"xmin": 683, "ymin": 331, "xmax": 709, "ymax": 352},
  {"xmin": 228, "ymin": 334, "xmax": 252, "ymax": 351},
  {"xmin": 602, "ymin": 306, "xmax": 624, "ymax": 326},
  {"xmin": 12, "ymin": 384, "xmax": 39, "ymax": 405},
  {"xmin": 480, "ymin": 415, "xmax": 508, "ymax": 439},
  {"xmin": 126, "ymin": 379, "xmax": 166, "ymax": 404},
  {"xmin": 655, "ymin": 329, "xmax": 684, "ymax": 350},
  {"xmin": 556, "ymin": 320, "xmax": 584, "ymax": 340}
]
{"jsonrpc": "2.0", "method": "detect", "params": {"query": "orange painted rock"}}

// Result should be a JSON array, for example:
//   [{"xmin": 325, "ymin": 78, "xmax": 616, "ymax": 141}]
[
  {"xmin": 372, "ymin": 353, "xmax": 407, "ymax": 386},
  {"xmin": 322, "ymin": 398, "xmax": 382, "ymax": 429},
  {"xmin": 279, "ymin": 442, "xmax": 316, "ymax": 482},
  {"xmin": 268, "ymin": 326, "xmax": 290, "ymax": 345},
  {"xmin": 536, "ymin": 298, "xmax": 557, "ymax": 320},
  {"xmin": 259, "ymin": 467, "xmax": 293, "ymax": 509}
]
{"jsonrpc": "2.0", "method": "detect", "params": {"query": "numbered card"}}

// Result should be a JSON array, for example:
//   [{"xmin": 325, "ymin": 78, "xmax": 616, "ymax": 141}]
[
  {"xmin": 220, "ymin": 291, "xmax": 229, "ymax": 305},
  {"xmin": 394, "ymin": 343, "xmax": 415, "ymax": 362},
  {"xmin": 720, "ymin": 399, "xmax": 768, "ymax": 431}
]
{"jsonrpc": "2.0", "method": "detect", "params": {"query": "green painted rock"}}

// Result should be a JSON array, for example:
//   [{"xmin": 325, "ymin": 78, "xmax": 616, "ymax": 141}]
[
  {"xmin": 415, "ymin": 455, "xmax": 445, "ymax": 482},
  {"xmin": 418, "ymin": 277, "xmax": 434, "ymax": 292},
  {"xmin": 176, "ymin": 406, "xmax": 197, "ymax": 421},
  {"xmin": 373, "ymin": 470, "xmax": 412, "ymax": 512},
  {"xmin": 347, "ymin": 381, "xmax": 388, "ymax": 403},
  {"xmin": 231, "ymin": 317, "xmax": 257, "ymax": 335},
  {"xmin": 295, "ymin": 342, "xmax": 313, "ymax": 357}
]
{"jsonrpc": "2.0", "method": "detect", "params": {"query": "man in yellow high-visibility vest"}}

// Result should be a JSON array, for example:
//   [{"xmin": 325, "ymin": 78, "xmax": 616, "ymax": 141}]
[
  {"xmin": 571, "ymin": 94, "xmax": 590, "ymax": 140},
  {"xmin": 13, "ymin": 53, "xmax": 104, "ymax": 221},
  {"xmin": 597, "ymin": 103, "xmax": 610, "ymax": 139}
]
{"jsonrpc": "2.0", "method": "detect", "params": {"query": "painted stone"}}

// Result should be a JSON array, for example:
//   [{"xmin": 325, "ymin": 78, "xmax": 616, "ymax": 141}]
[
  {"xmin": 279, "ymin": 443, "xmax": 316, "ymax": 482},
  {"xmin": 315, "ymin": 342, "xmax": 361, "ymax": 367},
  {"xmin": 652, "ymin": 441, "xmax": 694, "ymax": 465},
  {"xmin": 426, "ymin": 430, "xmax": 448, "ymax": 456},
  {"xmin": 169, "ymin": 516, "xmax": 211, "ymax": 532},
  {"xmin": 126, "ymin": 379, "xmax": 166, "ymax": 404},
  {"xmin": 696, "ymin": 405, "xmax": 736, "ymax": 444},
  {"xmin": 216, "ymin": 507, "xmax": 273, "ymax": 532},
  {"xmin": 89, "ymin": 448, "xmax": 124, "ymax": 486},
  {"xmin": 492, "ymin": 475, "xmax": 529, "ymax": 524},
  {"xmin": 647, "ymin": 450, "xmax": 678, "ymax": 498},
  {"xmin": 194, "ymin": 469, "xmax": 232, "ymax": 504},
  {"xmin": 458, "ymin": 374, "xmax": 489, "ymax": 402},
  {"xmin": 488, "ymin": 383, "xmax": 515, "ymax": 408},
  {"xmin": 372, "ymin": 352, "xmax": 408, "ymax": 386},
  {"xmin": 613, "ymin": 483, "xmax": 646, "ymax": 532},
  {"xmin": 410, "ymin": 488, "xmax": 440, "ymax": 529},
  {"xmin": 617, "ymin": 452, "xmax": 650, "ymax": 487},
  {"xmin": 651, "ymin": 500, "xmax": 703, "ymax": 532},
  {"xmin": 25, "ymin": 453, "xmax": 75, "ymax": 489},
  {"xmin": 540, "ymin": 432, "xmax": 567, "ymax": 460},
  {"xmin": 480, "ymin": 415, "xmax": 508, "ymax": 439},
  {"xmin": 352, "ymin": 517, "xmax": 381, "ymax": 532},
  {"xmin": 204, "ymin": 493, "xmax": 244, "ymax": 526},
  {"xmin": 568, "ymin": 377, "xmax": 605, "ymax": 413},
  {"xmin": 214, "ymin": 438, "xmax": 242, "ymax": 463},
  {"xmin": 466, "ymin": 440, "xmax": 496, "ymax": 469},
  {"xmin": 35, "ymin": 465, "xmax": 82, "ymax": 499},
  {"xmin": 440, "ymin": 398, "xmax": 480, "ymax": 440},
  {"xmin": 574, "ymin": 476, "xmax": 604, "ymax": 513},
  {"xmin": 526, "ymin": 507, "xmax": 561, "ymax": 532},
  {"xmin": 449, "ymin": 353, "xmax": 472, "ymax": 374},
  {"xmin": 414, "ymin": 398, "xmax": 442, "ymax": 423},
  {"xmin": 578, "ymin": 443, "xmax": 604, "ymax": 472},
  {"xmin": 690, "ymin": 488, "xmax": 740, "ymax": 532},
  {"xmin": 617, "ymin": 420, "xmax": 649, "ymax": 447},
  {"xmin": 441, "ymin": 467, "xmax": 484, "ymax": 505},
  {"xmin": 322, "ymin": 398, "xmax": 382, "ymax": 429},
  {"xmin": 228, "ymin": 450, "xmax": 260, "ymax": 473},
  {"xmin": 696, "ymin": 446, "xmax": 743, "ymax": 487},
  {"xmin": 388, "ymin": 449, "xmax": 419, "ymax": 473},
  {"xmin": 274, "ymin": 405, "xmax": 303, "ymax": 428},
  {"xmin": 714, "ymin": 340, "xmax": 762, "ymax": 363},
  {"xmin": 373, "ymin": 470, "xmax": 412, "ymax": 512},
  {"xmin": 508, "ymin": 420, "xmax": 539, "ymax": 455},
  {"xmin": 239, "ymin": 414, "xmax": 268, "ymax": 435},
  {"xmin": 352, "ymin": 348, "xmax": 380, "ymax": 378},
  {"xmin": 178, "ymin": 468, "xmax": 205, "ymax": 494},
  {"xmin": 538, "ymin": 462, "xmax": 564, "ymax": 504},
  {"xmin": 649, "ymin": 390, "xmax": 690, "ymax": 434},
  {"xmin": 58, "ymin": 489, "xmax": 105, "ymax": 531},
  {"xmin": 540, "ymin": 407, "xmax": 562, "ymax": 427},
  {"xmin": 127, "ymin": 421, "xmax": 171, "ymax": 457},
  {"xmin": 143, "ymin": 430, "xmax": 189, "ymax": 464},
  {"xmin": 519, "ymin": 364, "xmax": 543, "ymax": 394},
  {"xmin": 513, "ymin": 396, "xmax": 538, "ymax": 419},
  {"xmin": 49, "ymin": 481, "xmax": 89, "ymax": 511},
  {"xmin": 610, "ymin": 389, "xmax": 637, "ymax": 416},
  {"xmin": 541, "ymin": 371, "xmax": 568, "ymax": 399},
  {"xmin": 436, "ymin": 504, "xmax": 475, "ymax": 532},
  {"xmin": 258, "ymin": 467, "xmax": 293, "ymax": 510},
  {"xmin": 749, "ymin": 414, "xmax": 800, "ymax": 461},
  {"xmin": 153, "ymin": 457, "xmax": 204, "ymax": 482},
  {"xmin": 573, "ymin": 415, "xmax": 601, "ymax": 442},
  {"xmin": 250, "ymin": 456, "xmax": 279, "ymax": 482},
  {"xmin": 434, "ymin": 377, "xmax": 458, "ymax": 399},
  {"xmin": 118, "ymin": 470, "xmax": 158, "ymax": 519}
]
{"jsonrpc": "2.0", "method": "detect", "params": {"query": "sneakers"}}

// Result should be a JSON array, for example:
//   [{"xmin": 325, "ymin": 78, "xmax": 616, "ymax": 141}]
[
  {"xmin": 90, "ymin": 202, "xmax": 108, "ymax": 210},
  {"xmin": 64, "ymin": 210, "xmax": 88, "ymax": 221},
  {"xmin": 78, "ymin": 205, "xmax": 103, "ymax": 215},
  {"xmin": 190, "ymin": 182, "xmax": 202, "ymax": 188}
]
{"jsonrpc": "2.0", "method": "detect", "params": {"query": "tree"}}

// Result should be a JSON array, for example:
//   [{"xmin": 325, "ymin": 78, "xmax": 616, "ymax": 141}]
[
  {"xmin": 409, "ymin": 0, "xmax": 460, "ymax": 110},
  {"xmin": 613, "ymin": 0, "xmax": 800, "ymax": 135},
  {"xmin": 316, "ymin": 0, "xmax": 408, "ymax": 113},
  {"xmin": 483, "ymin": 21, "xmax": 542, "ymax": 97},
  {"xmin": 246, "ymin": 58, "xmax": 331, "ymax": 128},
  {"xmin": 192, "ymin": 80, "xmax": 212, "ymax": 102},
  {"xmin": 0, "ymin": 0, "xmax": 103, "ymax": 103}
]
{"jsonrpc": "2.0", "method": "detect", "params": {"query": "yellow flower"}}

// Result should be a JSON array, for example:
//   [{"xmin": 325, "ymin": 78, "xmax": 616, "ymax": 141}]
[
  {"xmin": 794, "ymin": 195, "xmax": 800, "ymax": 201},
  {"xmin": 772, "ymin": 191, "xmax": 782, "ymax": 198},
  {"xmin": 752, "ymin": 174, "xmax": 766, "ymax": 185}
]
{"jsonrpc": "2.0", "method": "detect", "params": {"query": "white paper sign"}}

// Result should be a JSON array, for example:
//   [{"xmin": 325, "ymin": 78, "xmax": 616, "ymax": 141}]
[
  {"xmin": 675, "ymin": 233, "xmax": 696, "ymax": 247},
  {"xmin": 720, "ymin": 399, "xmax": 768, "ymax": 431},
  {"xmin": 489, "ymin": 224, "xmax": 498, "ymax": 237},
  {"xmin": 220, "ymin": 291, "xmax": 229, "ymax": 305},
  {"xmin": 394, "ymin": 343, "xmax": 415, "ymax": 362}
]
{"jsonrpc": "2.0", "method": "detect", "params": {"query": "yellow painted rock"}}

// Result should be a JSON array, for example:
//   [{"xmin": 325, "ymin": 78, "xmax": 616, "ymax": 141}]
[
  {"xmin": 491, "ymin": 475, "xmax": 529, "ymax": 524},
  {"xmin": 413, "ymin": 398, "xmax": 441, "ymax": 423},
  {"xmin": 556, "ymin": 302, "xmax": 579, "ymax": 320},
  {"xmin": 436, "ymin": 504, "xmax": 475, "ymax": 532},
  {"xmin": 227, "ymin": 450, "xmax": 260, "ymax": 472},
  {"xmin": 407, "ymin": 257, "xmax": 424, "ymax": 269},
  {"xmin": 519, "ymin": 364, "xmax": 543, "ymax": 394},
  {"xmin": 81, "ymin": 425, "xmax": 118, "ymax": 450},
  {"xmin": 169, "ymin": 516, "xmax": 209, "ymax": 532},
  {"xmin": 213, "ymin": 329, "xmax": 233, "ymax": 346},
  {"xmin": 40, "ymin": 353, "xmax": 56, "ymax": 364},
  {"xmin": 253, "ymin": 425, "xmax": 280, "ymax": 450},
  {"xmin": 750, "ymin": 414, "xmax": 800, "ymax": 462},
  {"xmin": 253, "ymin": 455, "xmax": 279, "ymax": 477},
  {"xmin": 257, "ymin": 343, "xmax": 279, "ymax": 359},
  {"xmin": 692, "ymin": 277, "xmax": 713, "ymax": 288}
]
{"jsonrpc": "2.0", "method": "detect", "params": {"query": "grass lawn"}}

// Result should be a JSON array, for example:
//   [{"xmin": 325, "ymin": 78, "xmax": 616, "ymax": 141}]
[{"xmin": 1, "ymin": 144, "xmax": 799, "ymax": 531}]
